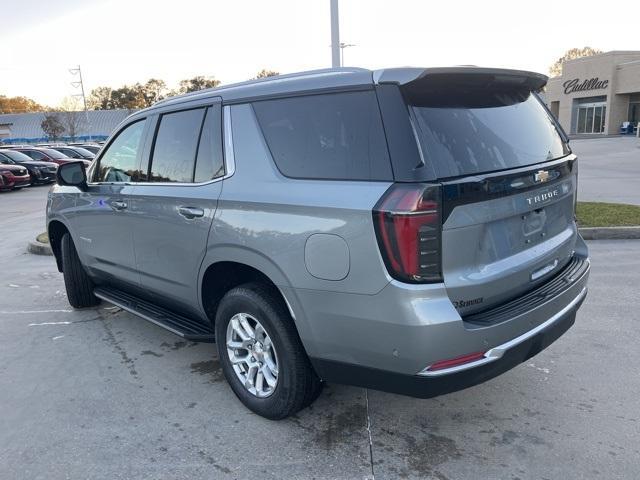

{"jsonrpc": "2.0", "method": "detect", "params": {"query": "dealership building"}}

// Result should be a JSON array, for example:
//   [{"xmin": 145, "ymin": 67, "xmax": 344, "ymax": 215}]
[{"xmin": 545, "ymin": 51, "xmax": 640, "ymax": 135}]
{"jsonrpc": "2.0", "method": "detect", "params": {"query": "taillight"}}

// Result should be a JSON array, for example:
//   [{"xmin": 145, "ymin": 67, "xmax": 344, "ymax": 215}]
[{"xmin": 373, "ymin": 183, "xmax": 443, "ymax": 283}]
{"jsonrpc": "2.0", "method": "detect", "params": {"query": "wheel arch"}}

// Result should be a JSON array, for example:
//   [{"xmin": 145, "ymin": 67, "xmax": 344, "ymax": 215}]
[
  {"xmin": 198, "ymin": 246, "xmax": 313, "ymax": 355},
  {"xmin": 47, "ymin": 219, "xmax": 70, "ymax": 272}
]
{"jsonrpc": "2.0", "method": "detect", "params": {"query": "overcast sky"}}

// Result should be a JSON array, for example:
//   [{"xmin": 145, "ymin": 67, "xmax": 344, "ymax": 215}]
[{"xmin": 1, "ymin": 0, "xmax": 637, "ymax": 107}]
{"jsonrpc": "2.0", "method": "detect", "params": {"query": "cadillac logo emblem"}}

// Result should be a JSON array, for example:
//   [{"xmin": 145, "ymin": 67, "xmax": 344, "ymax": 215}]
[{"xmin": 534, "ymin": 170, "xmax": 550, "ymax": 183}]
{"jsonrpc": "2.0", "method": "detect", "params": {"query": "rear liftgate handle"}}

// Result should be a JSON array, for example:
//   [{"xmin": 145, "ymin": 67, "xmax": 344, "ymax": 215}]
[{"xmin": 178, "ymin": 206, "xmax": 205, "ymax": 219}]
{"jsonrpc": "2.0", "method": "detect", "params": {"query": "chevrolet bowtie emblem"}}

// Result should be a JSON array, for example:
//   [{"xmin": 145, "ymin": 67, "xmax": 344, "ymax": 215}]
[{"xmin": 534, "ymin": 170, "xmax": 550, "ymax": 183}]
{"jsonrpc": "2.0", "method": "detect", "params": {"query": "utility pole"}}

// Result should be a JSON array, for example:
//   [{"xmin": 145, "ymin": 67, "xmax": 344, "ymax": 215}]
[
  {"xmin": 330, "ymin": 0, "xmax": 340, "ymax": 68},
  {"xmin": 69, "ymin": 65, "xmax": 88, "ymax": 113},
  {"xmin": 69, "ymin": 65, "xmax": 90, "ymax": 139}
]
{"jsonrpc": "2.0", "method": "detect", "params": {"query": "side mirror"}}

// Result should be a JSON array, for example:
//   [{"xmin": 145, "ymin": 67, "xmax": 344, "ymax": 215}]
[{"xmin": 57, "ymin": 161, "xmax": 88, "ymax": 190}]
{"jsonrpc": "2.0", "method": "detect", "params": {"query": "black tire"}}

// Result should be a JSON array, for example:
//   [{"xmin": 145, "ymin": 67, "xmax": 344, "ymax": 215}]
[
  {"xmin": 215, "ymin": 282, "xmax": 322, "ymax": 419},
  {"xmin": 61, "ymin": 232, "xmax": 100, "ymax": 308}
]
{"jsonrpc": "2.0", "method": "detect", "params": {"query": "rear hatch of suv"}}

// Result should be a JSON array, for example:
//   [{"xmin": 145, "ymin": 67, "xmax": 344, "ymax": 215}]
[{"xmin": 375, "ymin": 68, "xmax": 579, "ymax": 316}]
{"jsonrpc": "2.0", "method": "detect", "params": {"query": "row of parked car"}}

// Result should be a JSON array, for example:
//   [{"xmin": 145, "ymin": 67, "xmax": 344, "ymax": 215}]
[{"xmin": 0, "ymin": 143, "xmax": 102, "ymax": 192}]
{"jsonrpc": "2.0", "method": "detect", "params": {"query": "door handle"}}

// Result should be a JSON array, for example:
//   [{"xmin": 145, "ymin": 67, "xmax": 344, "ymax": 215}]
[
  {"xmin": 178, "ymin": 206, "xmax": 205, "ymax": 219},
  {"xmin": 111, "ymin": 200, "xmax": 128, "ymax": 211}
]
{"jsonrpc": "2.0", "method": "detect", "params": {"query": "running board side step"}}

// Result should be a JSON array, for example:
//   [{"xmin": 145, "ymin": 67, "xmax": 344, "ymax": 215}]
[{"xmin": 94, "ymin": 286, "xmax": 215, "ymax": 342}]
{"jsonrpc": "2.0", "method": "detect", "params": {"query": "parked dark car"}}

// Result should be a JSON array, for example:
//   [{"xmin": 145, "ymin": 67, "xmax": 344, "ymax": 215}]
[
  {"xmin": 0, "ymin": 161, "xmax": 30, "ymax": 191},
  {"xmin": 13, "ymin": 147, "xmax": 90, "ymax": 168},
  {"xmin": 50, "ymin": 146, "xmax": 95, "ymax": 160},
  {"xmin": 0, "ymin": 149, "xmax": 58, "ymax": 184}
]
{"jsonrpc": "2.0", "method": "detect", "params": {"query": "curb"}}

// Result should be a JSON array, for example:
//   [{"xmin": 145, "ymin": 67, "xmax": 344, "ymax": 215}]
[
  {"xmin": 579, "ymin": 226, "xmax": 640, "ymax": 240},
  {"xmin": 27, "ymin": 240, "xmax": 53, "ymax": 256}
]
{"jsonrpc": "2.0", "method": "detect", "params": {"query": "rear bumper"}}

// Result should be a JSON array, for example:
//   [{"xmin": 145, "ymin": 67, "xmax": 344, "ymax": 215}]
[
  {"xmin": 298, "ymin": 245, "xmax": 589, "ymax": 397},
  {"xmin": 311, "ymin": 287, "xmax": 584, "ymax": 398}
]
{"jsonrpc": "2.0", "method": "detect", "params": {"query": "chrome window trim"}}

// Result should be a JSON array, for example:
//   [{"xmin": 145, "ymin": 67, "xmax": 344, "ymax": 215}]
[{"xmin": 87, "ymin": 105, "xmax": 235, "ymax": 188}]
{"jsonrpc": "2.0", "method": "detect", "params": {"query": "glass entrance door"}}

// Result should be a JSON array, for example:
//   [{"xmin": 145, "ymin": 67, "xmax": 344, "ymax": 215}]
[{"xmin": 577, "ymin": 104, "xmax": 606, "ymax": 133}]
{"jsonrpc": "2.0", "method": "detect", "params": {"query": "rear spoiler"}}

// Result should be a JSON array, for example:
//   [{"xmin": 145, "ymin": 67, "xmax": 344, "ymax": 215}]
[{"xmin": 373, "ymin": 67, "xmax": 548, "ymax": 92}]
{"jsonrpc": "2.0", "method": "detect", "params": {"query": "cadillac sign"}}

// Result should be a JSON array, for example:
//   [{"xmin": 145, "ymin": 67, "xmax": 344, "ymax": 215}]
[{"xmin": 563, "ymin": 77, "xmax": 609, "ymax": 94}]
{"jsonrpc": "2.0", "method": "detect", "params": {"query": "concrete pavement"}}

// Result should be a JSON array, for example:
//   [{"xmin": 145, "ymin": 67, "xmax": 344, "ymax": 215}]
[{"xmin": 572, "ymin": 136, "xmax": 640, "ymax": 205}]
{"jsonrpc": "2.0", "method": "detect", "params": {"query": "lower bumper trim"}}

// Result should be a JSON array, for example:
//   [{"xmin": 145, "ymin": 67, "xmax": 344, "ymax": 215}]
[
  {"xmin": 419, "ymin": 286, "xmax": 588, "ymax": 377},
  {"xmin": 310, "ymin": 290, "xmax": 584, "ymax": 399}
]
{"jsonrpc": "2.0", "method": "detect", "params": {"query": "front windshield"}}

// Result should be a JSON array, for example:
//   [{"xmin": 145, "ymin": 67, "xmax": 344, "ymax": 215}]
[
  {"xmin": 0, "ymin": 153, "xmax": 16, "ymax": 164},
  {"xmin": 2, "ymin": 150, "xmax": 33, "ymax": 162},
  {"xmin": 73, "ymin": 147, "xmax": 95, "ymax": 157},
  {"xmin": 40, "ymin": 148, "xmax": 66, "ymax": 159}
]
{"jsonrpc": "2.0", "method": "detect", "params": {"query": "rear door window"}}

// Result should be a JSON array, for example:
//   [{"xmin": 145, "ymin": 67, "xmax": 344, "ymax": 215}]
[
  {"xmin": 149, "ymin": 108, "xmax": 206, "ymax": 183},
  {"xmin": 411, "ymin": 91, "xmax": 569, "ymax": 179},
  {"xmin": 253, "ymin": 91, "xmax": 392, "ymax": 181}
]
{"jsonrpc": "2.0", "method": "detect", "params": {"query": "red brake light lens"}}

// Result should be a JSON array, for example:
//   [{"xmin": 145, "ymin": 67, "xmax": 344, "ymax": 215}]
[{"xmin": 373, "ymin": 183, "xmax": 442, "ymax": 283}]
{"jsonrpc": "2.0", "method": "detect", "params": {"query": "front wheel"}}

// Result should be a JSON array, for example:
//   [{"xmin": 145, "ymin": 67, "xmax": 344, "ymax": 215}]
[
  {"xmin": 215, "ymin": 283, "xmax": 322, "ymax": 419},
  {"xmin": 61, "ymin": 233, "xmax": 100, "ymax": 308}
]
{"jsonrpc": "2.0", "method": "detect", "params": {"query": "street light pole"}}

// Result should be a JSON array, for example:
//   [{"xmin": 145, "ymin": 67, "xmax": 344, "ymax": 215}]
[
  {"xmin": 330, "ymin": 0, "xmax": 340, "ymax": 68},
  {"xmin": 339, "ymin": 43, "xmax": 355, "ymax": 67}
]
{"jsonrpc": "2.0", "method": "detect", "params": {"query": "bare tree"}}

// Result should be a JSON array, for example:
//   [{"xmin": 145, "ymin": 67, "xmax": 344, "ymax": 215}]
[
  {"xmin": 59, "ymin": 97, "xmax": 86, "ymax": 141},
  {"xmin": 41, "ymin": 113, "xmax": 65, "ymax": 141}
]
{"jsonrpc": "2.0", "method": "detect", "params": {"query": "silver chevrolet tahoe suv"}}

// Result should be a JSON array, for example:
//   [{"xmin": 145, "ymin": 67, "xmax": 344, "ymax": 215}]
[{"xmin": 47, "ymin": 67, "xmax": 590, "ymax": 419}]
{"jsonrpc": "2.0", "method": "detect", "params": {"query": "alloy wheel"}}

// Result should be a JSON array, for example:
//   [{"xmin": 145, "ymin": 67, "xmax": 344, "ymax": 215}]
[{"xmin": 225, "ymin": 313, "xmax": 279, "ymax": 398}]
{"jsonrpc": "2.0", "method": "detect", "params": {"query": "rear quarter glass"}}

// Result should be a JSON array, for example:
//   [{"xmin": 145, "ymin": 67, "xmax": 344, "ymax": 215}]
[{"xmin": 252, "ymin": 90, "xmax": 393, "ymax": 181}]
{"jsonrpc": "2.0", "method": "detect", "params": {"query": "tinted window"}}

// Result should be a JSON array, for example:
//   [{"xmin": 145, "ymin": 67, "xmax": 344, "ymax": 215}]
[
  {"xmin": 73, "ymin": 147, "xmax": 95, "ymax": 158},
  {"xmin": 0, "ymin": 153, "xmax": 14, "ymax": 164},
  {"xmin": 253, "ymin": 91, "xmax": 392, "ymax": 181},
  {"xmin": 2, "ymin": 150, "xmax": 32, "ymax": 163},
  {"xmin": 95, "ymin": 120, "xmax": 146, "ymax": 183},
  {"xmin": 194, "ymin": 106, "xmax": 224, "ymax": 183},
  {"xmin": 40, "ymin": 148, "xmax": 66, "ymax": 159},
  {"xmin": 411, "ymin": 91, "xmax": 568, "ymax": 179},
  {"xmin": 1, "ymin": 150, "xmax": 32, "ymax": 162},
  {"xmin": 149, "ymin": 108, "xmax": 205, "ymax": 183},
  {"xmin": 57, "ymin": 148, "xmax": 82, "ymax": 158},
  {"xmin": 24, "ymin": 150, "xmax": 46, "ymax": 161}
]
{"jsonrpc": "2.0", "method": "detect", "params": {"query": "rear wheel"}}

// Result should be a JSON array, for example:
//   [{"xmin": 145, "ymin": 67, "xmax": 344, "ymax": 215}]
[
  {"xmin": 61, "ymin": 233, "xmax": 100, "ymax": 308},
  {"xmin": 215, "ymin": 283, "xmax": 322, "ymax": 419}
]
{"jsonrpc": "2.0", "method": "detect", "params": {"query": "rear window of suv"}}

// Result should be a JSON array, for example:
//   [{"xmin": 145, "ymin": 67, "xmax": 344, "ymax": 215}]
[
  {"xmin": 253, "ymin": 91, "xmax": 392, "ymax": 181},
  {"xmin": 411, "ymin": 90, "xmax": 569, "ymax": 179}
]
